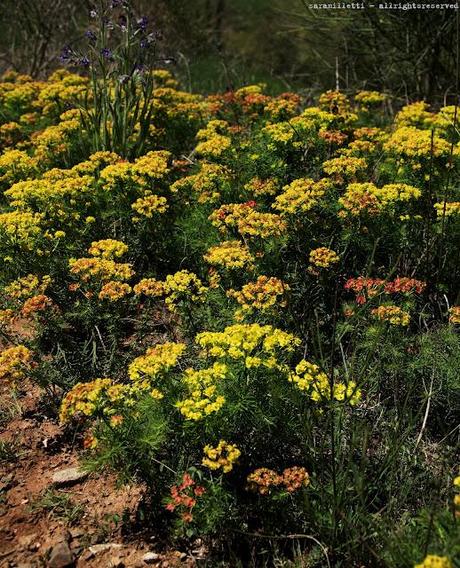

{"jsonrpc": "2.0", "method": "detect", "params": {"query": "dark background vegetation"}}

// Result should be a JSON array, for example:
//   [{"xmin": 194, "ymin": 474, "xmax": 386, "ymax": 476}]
[{"xmin": 0, "ymin": 0, "xmax": 459, "ymax": 102}]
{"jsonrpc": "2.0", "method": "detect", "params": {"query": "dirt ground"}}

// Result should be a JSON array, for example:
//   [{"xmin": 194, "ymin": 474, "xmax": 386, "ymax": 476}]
[{"xmin": 0, "ymin": 380, "xmax": 198, "ymax": 568}]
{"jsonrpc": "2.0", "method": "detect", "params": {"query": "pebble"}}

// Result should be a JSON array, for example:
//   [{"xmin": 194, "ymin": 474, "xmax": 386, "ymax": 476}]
[
  {"xmin": 48, "ymin": 541, "xmax": 74, "ymax": 567},
  {"xmin": 143, "ymin": 552, "xmax": 160, "ymax": 564},
  {"xmin": 51, "ymin": 467, "xmax": 88, "ymax": 486}
]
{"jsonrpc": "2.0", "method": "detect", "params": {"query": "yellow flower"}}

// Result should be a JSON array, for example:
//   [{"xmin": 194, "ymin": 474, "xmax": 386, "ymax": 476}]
[
  {"xmin": 69, "ymin": 257, "xmax": 134, "ymax": 283},
  {"xmin": 197, "ymin": 323, "xmax": 300, "ymax": 369},
  {"xmin": 0, "ymin": 210, "xmax": 43, "ymax": 250},
  {"xmin": 202, "ymin": 440, "xmax": 241, "ymax": 473},
  {"xmin": 170, "ymin": 162, "xmax": 231, "ymax": 204},
  {"xmin": 88, "ymin": 239, "xmax": 129, "ymax": 259},
  {"xmin": 98, "ymin": 281, "xmax": 132, "ymax": 301},
  {"xmin": 273, "ymin": 178, "xmax": 331, "ymax": 215},
  {"xmin": 448, "ymin": 306, "xmax": 460, "ymax": 324},
  {"xmin": 176, "ymin": 363, "xmax": 228, "ymax": 420},
  {"xmin": 204, "ymin": 240, "xmax": 255, "ymax": 271},
  {"xmin": 128, "ymin": 342, "xmax": 186, "ymax": 381},
  {"xmin": 163, "ymin": 270, "xmax": 208, "ymax": 311},
  {"xmin": 4, "ymin": 274, "xmax": 51, "ymax": 300},
  {"xmin": 59, "ymin": 378, "xmax": 141, "ymax": 424},
  {"xmin": 309, "ymin": 247, "xmax": 340, "ymax": 269},
  {"xmin": 414, "ymin": 555, "xmax": 453, "ymax": 568},
  {"xmin": 132, "ymin": 194, "xmax": 168, "ymax": 219},
  {"xmin": 384, "ymin": 126, "xmax": 450, "ymax": 159},
  {"xmin": 323, "ymin": 156, "xmax": 367, "ymax": 178},
  {"xmin": 210, "ymin": 203, "xmax": 286, "ymax": 239},
  {"xmin": 133, "ymin": 278, "xmax": 165, "ymax": 297},
  {"xmin": 355, "ymin": 90, "xmax": 387, "ymax": 107},
  {"xmin": 289, "ymin": 359, "xmax": 361, "ymax": 405},
  {"xmin": 372, "ymin": 305, "xmax": 410, "ymax": 326},
  {"xmin": 227, "ymin": 276, "xmax": 289, "ymax": 319},
  {"xmin": 0, "ymin": 345, "xmax": 32, "ymax": 384},
  {"xmin": 339, "ymin": 182, "xmax": 420, "ymax": 216},
  {"xmin": 434, "ymin": 202, "xmax": 460, "ymax": 218}
]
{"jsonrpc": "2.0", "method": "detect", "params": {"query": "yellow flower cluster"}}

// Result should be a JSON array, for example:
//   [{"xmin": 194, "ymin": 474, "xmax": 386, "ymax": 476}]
[
  {"xmin": 355, "ymin": 90, "xmax": 387, "ymax": 107},
  {"xmin": 262, "ymin": 122, "xmax": 296, "ymax": 145},
  {"xmin": 72, "ymin": 151, "xmax": 121, "ymax": 176},
  {"xmin": 99, "ymin": 150, "xmax": 171, "ymax": 191},
  {"xmin": 264, "ymin": 97, "xmax": 299, "ymax": 120},
  {"xmin": 273, "ymin": 178, "xmax": 331, "ymax": 215},
  {"xmin": 395, "ymin": 102, "xmax": 434, "ymax": 128},
  {"xmin": 227, "ymin": 276, "xmax": 289, "ymax": 319},
  {"xmin": 128, "ymin": 342, "xmax": 186, "ymax": 382},
  {"xmin": 195, "ymin": 120, "xmax": 231, "ymax": 158},
  {"xmin": 171, "ymin": 162, "xmax": 231, "ymax": 204},
  {"xmin": 4, "ymin": 274, "xmax": 51, "ymax": 300},
  {"xmin": 319, "ymin": 90, "xmax": 350, "ymax": 115},
  {"xmin": 309, "ymin": 247, "xmax": 340, "ymax": 269},
  {"xmin": 323, "ymin": 156, "xmax": 367, "ymax": 178},
  {"xmin": 202, "ymin": 440, "xmax": 241, "ymax": 473},
  {"xmin": 176, "ymin": 362, "xmax": 228, "ymax": 420},
  {"xmin": 414, "ymin": 556, "xmax": 453, "ymax": 568},
  {"xmin": 32, "ymin": 114, "xmax": 81, "ymax": 164},
  {"xmin": 0, "ymin": 149, "xmax": 38, "ymax": 185},
  {"xmin": 88, "ymin": 239, "xmax": 129, "ymax": 259},
  {"xmin": 289, "ymin": 359, "xmax": 361, "ymax": 405},
  {"xmin": 339, "ymin": 182, "xmax": 421, "ymax": 216},
  {"xmin": 244, "ymin": 177, "xmax": 279, "ymax": 197},
  {"xmin": 454, "ymin": 474, "xmax": 460, "ymax": 517},
  {"xmin": 210, "ymin": 203, "xmax": 286, "ymax": 238},
  {"xmin": 0, "ymin": 345, "xmax": 32, "ymax": 384},
  {"xmin": 163, "ymin": 270, "xmax": 208, "ymax": 311},
  {"xmin": 384, "ymin": 126, "xmax": 451, "ymax": 158},
  {"xmin": 69, "ymin": 257, "xmax": 134, "ymax": 283},
  {"xmin": 448, "ymin": 306, "xmax": 460, "ymax": 324},
  {"xmin": 59, "ymin": 377, "xmax": 142, "ymax": 424},
  {"xmin": 0, "ymin": 210, "xmax": 43, "ymax": 250},
  {"xmin": 98, "ymin": 281, "xmax": 132, "ymax": 301},
  {"xmin": 133, "ymin": 278, "xmax": 165, "ymax": 297},
  {"xmin": 434, "ymin": 202, "xmax": 460, "ymax": 217},
  {"xmin": 372, "ymin": 305, "xmax": 410, "ymax": 326},
  {"xmin": 5, "ymin": 174, "xmax": 93, "ymax": 215},
  {"xmin": 132, "ymin": 193, "xmax": 168, "ymax": 220},
  {"xmin": 204, "ymin": 240, "xmax": 255, "ymax": 271},
  {"xmin": 246, "ymin": 466, "xmax": 310, "ymax": 495},
  {"xmin": 196, "ymin": 323, "xmax": 300, "ymax": 369},
  {"xmin": 153, "ymin": 69, "xmax": 179, "ymax": 89}
]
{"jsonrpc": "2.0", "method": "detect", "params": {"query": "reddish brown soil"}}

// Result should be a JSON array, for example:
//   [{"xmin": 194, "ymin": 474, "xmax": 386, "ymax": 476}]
[{"xmin": 0, "ymin": 381, "xmax": 195, "ymax": 568}]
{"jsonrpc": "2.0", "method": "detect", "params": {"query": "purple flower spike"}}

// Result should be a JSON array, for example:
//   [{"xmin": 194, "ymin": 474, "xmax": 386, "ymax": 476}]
[
  {"xmin": 101, "ymin": 48, "xmax": 113, "ymax": 60},
  {"xmin": 85, "ymin": 30, "xmax": 97, "ymax": 43},
  {"xmin": 136, "ymin": 16, "xmax": 148, "ymax": 31}
]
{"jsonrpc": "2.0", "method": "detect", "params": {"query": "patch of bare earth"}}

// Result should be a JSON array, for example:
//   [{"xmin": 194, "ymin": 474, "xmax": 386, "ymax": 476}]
[{"xmin": 0, "ymin": 380, "xmax": 196, "ymax": 568}]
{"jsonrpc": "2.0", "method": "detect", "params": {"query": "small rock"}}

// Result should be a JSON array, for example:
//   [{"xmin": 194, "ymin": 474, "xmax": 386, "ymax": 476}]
[
  {"xmin": 143, "ymin": 552, "xmax": 160, "ymax": 564},
  {"xmin": 49, "ymin": 541, "xmax": 74, "ymax": 567},
  {"xmin": 52, "ymin": 467, "xmax": 88, "ymax": 486},
  {"xmin": 17, "ymin": 533, "xmax": 37, "ymax": 549},
  {"xmin": 70, "ymin": 528, "xmax": 85, "ymax": 539},
  {"xmin": 88, "ymin": 543, "xmax": 123, "ymax": 555}
]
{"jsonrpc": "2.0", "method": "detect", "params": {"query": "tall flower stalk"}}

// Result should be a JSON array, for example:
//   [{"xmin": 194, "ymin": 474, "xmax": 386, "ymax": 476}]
[{"xmin": 62, "ymin": 0, "xmax": 160, "ymax": 158}]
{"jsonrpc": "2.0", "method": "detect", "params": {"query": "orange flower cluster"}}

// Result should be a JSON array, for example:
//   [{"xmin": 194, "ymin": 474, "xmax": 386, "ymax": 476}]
[
  {"xmin": 21, "ymin": 294, "xmax": 55, "ymax": 317},
  {"xmin": 384, "ymin": 277, "xmax": 426, "ymax": 295},
  {"xmin": 247, "ymin": 466, "xmax": 310, "ymax": 495},
  {"xmin": 164, "ymin": 472, "xmax": 206, "ymax": 523},
  {"xmin": 344, "ymin": 277, "xmax": 385, "ymax": 304},
  {"xmin": 345, "ymin": 276, "xmax": 426, "ymax": 304}
]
